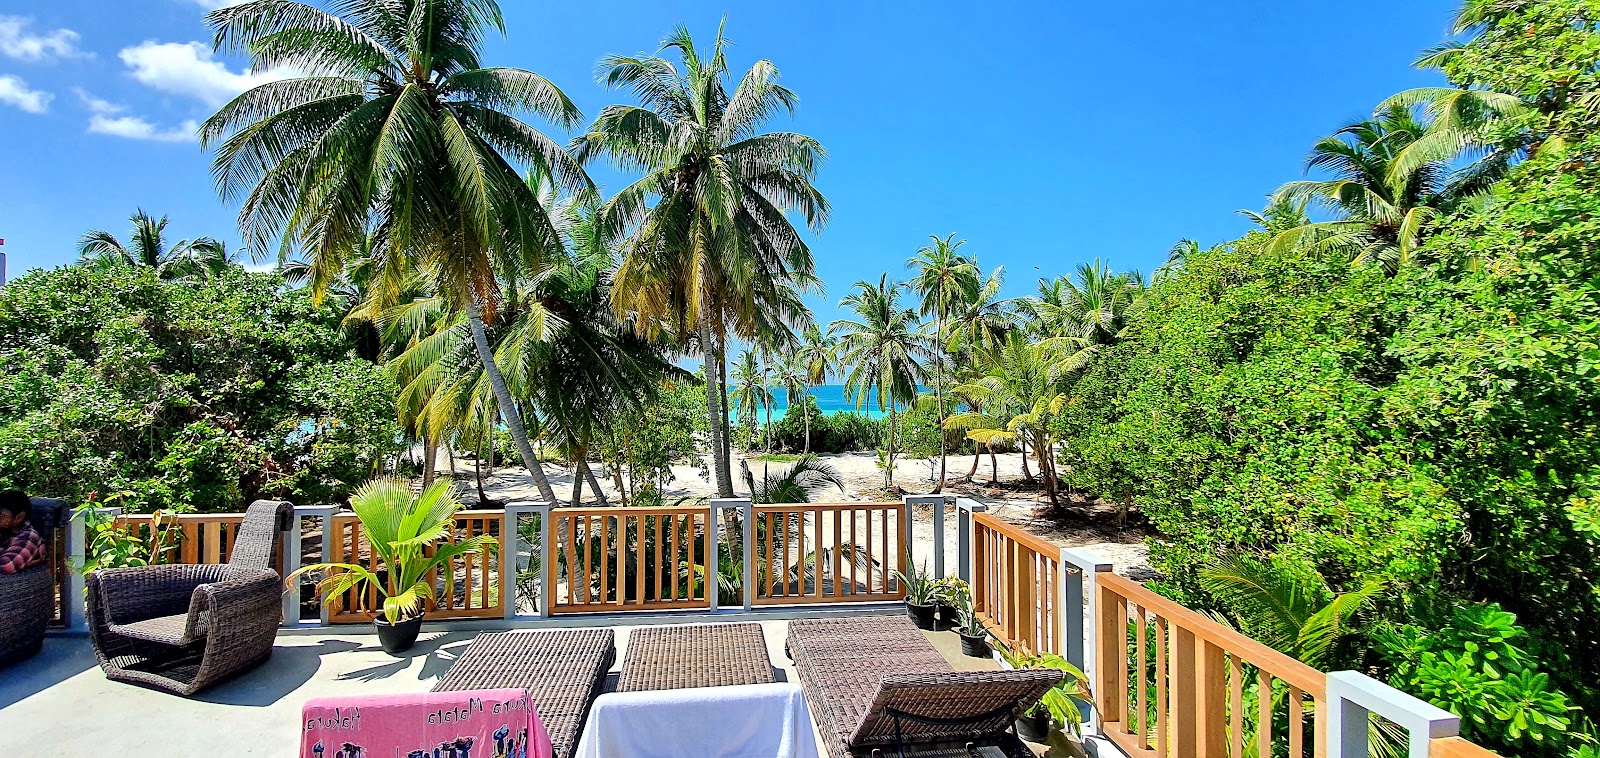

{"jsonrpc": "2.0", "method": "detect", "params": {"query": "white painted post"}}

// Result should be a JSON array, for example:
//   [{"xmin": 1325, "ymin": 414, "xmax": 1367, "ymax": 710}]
[
  {"xmin": 294, "ymin": 504, "xmax": 339, "ymax": 627},
  {"xmin": 706, "ymin": 500, "xmax": 727, "ymax": 612},
  {"xmin": 534, "ymin": 503, "xmax": 553, "ymax": 617},
  {"xmin": 1061, "ymin": 547, "xmax": 1112, "ymax": 726},
  {"xmin": 1326, "ymin": 671, "xmax": 1461, "ymax": 758},
  {"xmin": 900, "ymin": 497, "xmax": 916, "ymax": 583},
  {"xmin": 280, "ymin": 507, "xmax": 302, "ymax": 627},
  {"xmin": 502, "ymin": 501, "xmax": 541, "ymax": 619},
  {"xmin": 738, "ymin": 499, "xmax": 755, "ymax": 610},
  {"xmin": 904, "ymin": 495, "xmax": 944, "ymax": 579},
  {"xmin": 64, "ymin": 506, "xmax": 119, "ymax": 632},
  {"xmin": 954, "ymin": 497, "xmax": 987, "ymax": 584}
]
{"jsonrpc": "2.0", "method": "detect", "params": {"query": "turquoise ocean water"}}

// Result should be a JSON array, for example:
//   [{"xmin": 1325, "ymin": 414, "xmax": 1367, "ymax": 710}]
[{"xmin": 731, "ymin": 384, "xmax": 912, "ymax": 420}]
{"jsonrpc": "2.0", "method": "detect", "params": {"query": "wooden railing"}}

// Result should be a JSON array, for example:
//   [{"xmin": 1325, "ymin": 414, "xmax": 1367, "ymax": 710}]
[
  {"xmin": 1097, "ymin": 571, "xmax": 1328, "ymax": 758},
  {"xmin": 113, "ymin": 512, "xmax": 272, "ymax": 569},
  {"xmin": 326, "ymin": 509, "xmax": 505, "ymax": 623},
  {"xmin": 752, "ymin": 502, "xmax": 907, "ymax": 605},
  {"xmin": 972, "ymin": 510, "xmax": 1062, "ymax": 654},
  {"xmin": 545, "ymin": 505, "xmax": 714, "ymax": 614}
]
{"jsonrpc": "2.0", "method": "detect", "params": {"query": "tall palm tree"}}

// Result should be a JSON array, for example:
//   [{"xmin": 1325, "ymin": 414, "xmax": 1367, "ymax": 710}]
[
  {"xmin": 1266, "ymin": 106, "xmax": 1501, "ymax": 274},
  {"xmin": 729, "ymin": 348, "xmax": 772, "ymax": 453},
  {"xmin": 200, "ymin": 0, "xmax": 592, "ymax": 503},
  {"xmin": 1027, "ymin": 260, "xmax": 1144, "ymax": 378},
  {"xmin": 771, "ymin": 352, "xmax": 812, "ymax": 453},
  {"xmin": 791, "ymin": 325, "xmax": 837, "ymax": 453},
  {"xmin": 942, "ymin": 265, "xmax": 1015, "ymax": 483},
  {"xmin": 907, "ymin": 234, "xmax": 979, "ymax": 494},
  {"xmin": 831, "ymin": 275, "xmax": 924, "ymax": 489},
  {"xmin": 574, "ymin": 20, "xmax": 828, "ymax": 498},
  {"xmin": 947, "ymin": 332, "xmax": 1067, "ymax": 509},
  {"xmin": 78, "ymin": 209, "xmax": 232, "ymax": 281}
]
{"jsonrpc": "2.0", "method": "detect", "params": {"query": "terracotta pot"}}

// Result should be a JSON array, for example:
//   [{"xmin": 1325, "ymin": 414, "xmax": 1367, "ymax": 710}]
[
  {"xmin": 374, "ymin": 613, "xmax": 423, "ymax": 655},
  {"xmin": 906, "ymin": 601, "xmax": 938, "ymax": 630}
]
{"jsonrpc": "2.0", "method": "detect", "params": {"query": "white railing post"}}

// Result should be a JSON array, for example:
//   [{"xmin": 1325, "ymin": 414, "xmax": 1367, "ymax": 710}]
[
  {"xmin": 1326, "ymin": 671, "xmax": 1461, "ymax": 758},
  {"xmin": 280, "ymin": 506, "xmax": 303, "ymax": 627},
  {"xmin": 64, "ymin": 506, "xmax": 119, "ymax": 632},
  {"xmin": 904, "ymin": 495, "xmax": 943, "ymax": 579},
  {"xmin": 738, "ymin": 499, "xmax": 755, "ymax": 610},
  {"xmin": 502, "ymin": 501, "xmax": 543, "ymax": 619},
  {"xmin": 954, "ymin": 497, "xmax": 987, "ymax": 584},
  {"xmin": 707, "ymin": 500, "xmax": 735, "ymax": 612},
  {"xmin": 534, "ymin": 503, "xmax": 554, "ymax": 617},
  {"xmin": 1060, "ymin": 547, "xmax": 1112, "ymax": 727},
  {"xmin": 294, "ymin": 504, "xmax": 339, "ymax": 627}
]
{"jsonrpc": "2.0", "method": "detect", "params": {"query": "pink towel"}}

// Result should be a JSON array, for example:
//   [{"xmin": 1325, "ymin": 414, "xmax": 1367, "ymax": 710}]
[{"xmin": 300, "ymin": 688, "xmax": 553, "ymax": 758}]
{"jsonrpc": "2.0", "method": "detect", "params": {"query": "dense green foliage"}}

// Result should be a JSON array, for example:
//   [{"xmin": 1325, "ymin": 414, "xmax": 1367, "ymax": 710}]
[
  {"xmin": 1050, "ymin": 3, "xmax": 1600, "ymax": 753},
  {"xmin": 767, "ymin": 398, "xmax": 886, "ymax": 454},
  {"xmin": 0, "ymin": 266, "xmax": 402, "ymax": 511}
]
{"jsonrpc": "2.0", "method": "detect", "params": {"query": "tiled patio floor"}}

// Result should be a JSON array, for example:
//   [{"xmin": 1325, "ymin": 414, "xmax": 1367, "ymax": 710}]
[{"xmin": 1, "ymin": 613, "xmax": 1004, "ymax": 757}]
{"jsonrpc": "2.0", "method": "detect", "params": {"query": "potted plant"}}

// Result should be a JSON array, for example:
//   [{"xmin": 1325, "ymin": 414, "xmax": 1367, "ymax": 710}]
[
  {"xmin": 1000, "ymin": 647, "xmax": 1091, "ymax": 741},
  {"xmin": 950, "ymin": 586, "xmax": 990, "ymax": 658},
  {"xmin": 288, "ymin": 479, "xmax": 496, "ymax": 655},
  {"xmin": 932, "ymin": 576, "xmax": 964, "ymax": 629},
  {"xmin": 895, "ymin": 561, "xmax": 938, "ymax": 630}
]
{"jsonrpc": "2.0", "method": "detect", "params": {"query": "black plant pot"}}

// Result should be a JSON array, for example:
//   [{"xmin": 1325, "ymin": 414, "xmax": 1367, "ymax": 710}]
[
  {"xmin": 374, "ymin": 613, "xmax": 423, "ymax": 655},
  {"xmin": 1015, "ymin": 712, "xmax": 1050, "ymax": 743},
  {"xmin": 906, "ymin": 601, "xmax": 938, "ymax": 630},
  {"xmin": 937, "ymin": 603, "xmax": 961, "ymax": 629},
  {"xmin": 958, "ymin": 632, "xmax": 990, "ymax": 658}
]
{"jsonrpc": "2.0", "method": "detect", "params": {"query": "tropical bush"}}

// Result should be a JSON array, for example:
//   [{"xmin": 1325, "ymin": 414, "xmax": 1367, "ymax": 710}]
[
  {"xmin": 768, "ymin": 399, "xmax": 886, "ymax": 453},
  {"xmin": 0, "ymin": 266, "xmax": 403, "ymax": 511}
]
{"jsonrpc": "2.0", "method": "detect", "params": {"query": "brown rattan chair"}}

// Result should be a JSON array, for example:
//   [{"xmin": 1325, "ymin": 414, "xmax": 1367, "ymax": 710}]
[
  {"xmin": 85, "ymin": 500, "xmax": 292, "ymax": 696},
  {"xmin": 433, "ymin": 628, "xmax": 617, "ymax": 758},
  {"xmin": 787, "ymin": 615, "xmax": 1063, "ymax": 758},
  {"xmin": 0, "ymin": 497, "xmax": 70, "ymax": 666}
]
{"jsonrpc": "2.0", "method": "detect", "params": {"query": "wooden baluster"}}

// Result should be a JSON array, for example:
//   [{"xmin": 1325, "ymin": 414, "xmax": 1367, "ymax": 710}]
[
  {"xmin": 1257, "ymin": 671, "xmax": 1273, "ymax": 758},
  {"xmin": 1199, "ymin": 639, "xmax": 1227, "ymax": 758},
  {"xmin": 595, "ymin": 514, "xmax": 606, "ymax": 605},
  {"xmin": 563, "ymin": 516, "xmax": 578, "ymax": 608},
  {"xmin": 672, "ymin": 513, "xmax": 682, "ymax": 600},
  {"xmin": 204, "ymin": 522, "xmax": 222, "ymax": 565},
  {"xmin": 1170, "ymin": 625, "xmax": 1197, "ymax": 757},
  {"xmin": 1115, "ymin": 595, "xmax": 1129, "ymax": 733},
  {"xmin": 461, "ymin": 519, "xmax": 473, "ymax": 611},
  {"xmin": 1096, "ymin": 586, "xmax": 1124, "ymax": 727},
  {"xmin": 881, "ymin": 508, "xmax": 891, "ymax": 593},
  {"xmin": 1313, "ymin": 694, "xmax": 1328, "ymax": 758},
  {"xmin": 635, "ymin": 514, "xmax": 646, "ymax": 606},
  {"xmin": 813, "ymin": 508, "xmax": 823, "ymax": 599},
  {"xmin": 831, "ymin": 509, "xmax": 842, "ymax": 598},
  {"xmin": 1288, "ymin": 686, "xmax": 1304, "ymax": 758},
  {"xmin": 1229, "ymin": 655, "xmax": 1244, "ymax": 758},
  {"xmin": 849, "ymin": 508, "xmax": 857, "ymax": 595},
  {"xmin": 1135, "ymin": 604, "xmax": 1149, "ymax": 748},
  {"xmin": 779, "ymin": 511, "xmax": 790, "ymax": 597},
  {"xmin": 654, "ymin": 514, "xmax": 663, "ymax": 603},
  {"xmin": 1156, "ymin": 616, "xmax": 1169, "ymax": 758},
  {"xmin": 864, "ymin": 509, "xmax": 873, "ymax": 593},
  {"xmin": 764, "ymin": 512, "xmax": 775, "ymax": 599}
]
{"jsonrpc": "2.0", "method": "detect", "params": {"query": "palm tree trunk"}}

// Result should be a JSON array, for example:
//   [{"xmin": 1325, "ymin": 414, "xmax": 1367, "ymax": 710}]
[
  {"xmin": 964, "ymin": 448, "xmax": 980, "ymax": 482},
  {"xmin": 700, "ymin": 321, "xmax": 735, "ymax": 498},
  {"xmin": 933, "ymin": 316, "xmax": 947, "ymax": 494},
  {"xmin": 422, "ymin": 435, "xmax": 438, "ymax": 488},
  {"xmin": 474, "ymin": 429, "xmax": 487, "ymax": 504},
  {"xmin": 988, "ymin": 443, "xmax": 999, "ymax": 485},
  {"xmin": 764, "ymin": 396, "xmax": 772, "ymax": 452},
  {"xmin": 803, "ymin": 399, "xmax": 811, "ymax": 454},
  {"xmin": 1018, "ymin": 438, "xmax": 1034, "ymax": 483},
  {"xmin": 585, "ymin": 462, "xmax": 609, "ymax": 505},
  {"xmin": 570, "ymin": 460, "xmax": 586, "ymax": 506},
  {"xmin": 719, "ymin": 339, "xmax": 733, "ymax": 487},
  {"xmin": 467, "ymin": 299, "xmax": 558, "ymax": 503},
  {"xmin": 887, "ymin": 402, "xmax": 898, "ymax": 489}
]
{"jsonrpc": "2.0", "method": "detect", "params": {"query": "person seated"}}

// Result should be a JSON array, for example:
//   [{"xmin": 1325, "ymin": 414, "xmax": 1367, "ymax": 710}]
[{"xmin": 0, "ymin": 490, "xmax": 45, "ymax": 575}]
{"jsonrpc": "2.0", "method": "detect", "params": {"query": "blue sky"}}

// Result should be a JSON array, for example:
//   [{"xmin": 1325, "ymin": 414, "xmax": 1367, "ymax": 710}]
[{"xmin": 0, "ymin": 0, "xmax": 1459, "ymax": 327}]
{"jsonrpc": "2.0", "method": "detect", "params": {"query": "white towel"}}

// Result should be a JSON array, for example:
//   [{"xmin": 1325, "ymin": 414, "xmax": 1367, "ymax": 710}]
[{"xmin": 573, "ymin": 682, "xmax": 820, "ymax": 758}]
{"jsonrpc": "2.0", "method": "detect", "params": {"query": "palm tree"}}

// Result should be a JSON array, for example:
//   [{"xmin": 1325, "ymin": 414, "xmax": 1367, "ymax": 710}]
[
  {"xmin": 832, "ymin": 275, "xmax": 924, "ymax": 489},
  {"xmin": 947, "ymin": 332, "xmax": 1068, "ymax": 508},
  {"xmin": 200, "ymin": 0, "xmax": 592, "ymax": 503},
  {"xmin": 907, "ymin": 234, "xmax": 979, "ymax": 494},
  {"xmin": 1266, "ymin": 106, "xmax": 1502, "ymax": 274},
  {"xmin": 1028, "ymin": 260, "xmax": 1144, "ymax": 377},
  {"xmin": 78, "ymin": 209, "xmax": 232, "ymax": 280},
  {"xmin": 942, "ymin": 265, "xmax": 1015, "ymax": 483},
  {"xmin": 575, "ymin": 20, "xmax": 828, "ymax": 498},
  {"xmin": 729, "ymin": 348, "xmax": 772, "ymax": 453},
  {"xmin": 790, "ymin": 325, "xmax": 837, "ymax": 453},
  {"xmin": 770, "ymin": 353, "xmax": 811, "ymax": 454}
]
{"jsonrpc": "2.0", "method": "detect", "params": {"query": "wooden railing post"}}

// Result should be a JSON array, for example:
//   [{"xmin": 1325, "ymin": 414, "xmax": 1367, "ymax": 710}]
[
  {"xmin": 1096, "ymin": 582, "xmax": 1126, "ymax": 728},
  {"xmin": 1171, "ymin": 625, "xmax": 1199, "ymax": 756},
  {"xmin": 905, "ymin": 495, "xmax": 943, "ymax": 579},
  {"xmin": 955, "ymin": 497, "xmax": 987, "ymax": 584},
  {"xmin": 1327, "ymin": 671, "xmax": 1461, "ymax": 758},
  {"xmin": 64, "ymin": 506, "xmax": 119, "ymax": 632},
  {"xmin": 1197, "ymin": 639, "xmax": 1228, "ymax": 758},
  {"xmin": 294, "ymin": 505, "xmax": 339, "ymax": 627}
]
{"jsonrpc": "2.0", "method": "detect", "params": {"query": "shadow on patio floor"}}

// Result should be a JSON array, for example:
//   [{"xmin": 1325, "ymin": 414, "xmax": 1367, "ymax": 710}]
[{"xmin": 0, "ymin": 635, "xmax": 97, "ymax": 710}]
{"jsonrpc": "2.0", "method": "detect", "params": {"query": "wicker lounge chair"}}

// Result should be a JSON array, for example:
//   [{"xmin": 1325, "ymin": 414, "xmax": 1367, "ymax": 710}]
[
  {"xmin": 433, "ymin": 628, "xmax": 616, "ymax": 758},
  {"xmin": 0, "ymin": 497, "xmax": 70, "ymax": 666},
  {"xmin": 86, "ymin": 500, "xmax": 292, "ymax": 696},
  {"xmin": 618, "ymin": 622, "xmax": 777, "ymax": 692},
  {"xmin": 787, "ymin": 615, "xmax": 1063, "ymax": 758}
]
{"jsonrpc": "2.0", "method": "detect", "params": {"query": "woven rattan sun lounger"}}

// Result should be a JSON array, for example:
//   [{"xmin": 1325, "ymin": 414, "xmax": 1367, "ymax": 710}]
[
  {"xmin": 787, "ymin": 615, "xmax": 1062, "ymax": 758},
  {"xmin": 617, "ymin": 622, "xmax": 777, "ymax": 692},
  {"xmin": 433, "ymin": 629, "xmax": 616, "ymax": 758}
]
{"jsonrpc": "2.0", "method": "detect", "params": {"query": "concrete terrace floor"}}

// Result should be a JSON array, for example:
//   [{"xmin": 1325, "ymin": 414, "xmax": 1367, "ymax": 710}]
[{"xmin": 1, "ymin": 613, "xmax": 1005, "ymax": 758}]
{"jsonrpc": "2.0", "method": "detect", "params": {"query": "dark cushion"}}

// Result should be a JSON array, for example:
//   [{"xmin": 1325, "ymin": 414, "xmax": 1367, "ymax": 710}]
[{"xmin": 27, "ymin": 497, "xmax": 70, "ymax": 545}]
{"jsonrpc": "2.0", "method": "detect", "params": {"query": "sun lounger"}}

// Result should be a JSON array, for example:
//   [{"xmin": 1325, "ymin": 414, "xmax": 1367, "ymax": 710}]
[
  {"xmin": 432, "ymin": 629, "xmax": 615, "ymax": 758},
  {"xmin": 787, "ymin": 615, "xmax": 1062, "ymax": 758},
  {"xmin": 618, "ymin": 622, "xmax": 776, "ymax": 692}
]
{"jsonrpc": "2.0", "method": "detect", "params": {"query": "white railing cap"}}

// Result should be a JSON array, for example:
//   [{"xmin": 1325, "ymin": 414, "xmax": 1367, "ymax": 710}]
[
  {"xmin": 1327, "ymin": 671, "xmax": 1460, "ymax": 739},
  {"xmin": 292, "ymin": 504, "xmax": 341, "ymax": 517},
  {"xmin": 1060, "ymin": 547, "xmax": 1113, "ymax": 574},
  {"xmin": 953, "ymin": 496, "xmax": 989, "ymax": 513}
]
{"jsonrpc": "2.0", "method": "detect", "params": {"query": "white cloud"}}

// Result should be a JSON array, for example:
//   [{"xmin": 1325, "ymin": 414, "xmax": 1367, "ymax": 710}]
[
  {"xmin": 0, "ymin": 16, "xmax": 87, "ymax": 63},
  {"xmin": 119, "ymin": 40, "xmax": 290, "ymax": 107},
  {"xmin": 76, "ymin": 88, "xmax": 196, "ymax": 142},
  {"xmin": 88, "ymin": 113, "xmax": 198, "ymax": 142},
  {"xmin": 0, "ymin": 74, "xmax": 52, "ymax": 113}
]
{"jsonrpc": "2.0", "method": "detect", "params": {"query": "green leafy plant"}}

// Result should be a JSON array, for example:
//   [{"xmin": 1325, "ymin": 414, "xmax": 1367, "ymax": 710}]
[
  {"xmin": 73, "ymin": 495, "xmax": 182, "ymax": 574},
  {"xmin": 896, "ymin": 561, "xmax": 935, "ymax": 605},
  {"xmin": 287, "ymin": 479, "xmax": 497, "ymax": 623},
  {"xmin": 1197, "ymin": 554, "xmax": 1385, "ymax": 669},
  {"xmin": 1000, "ymin": 646, "xmax": 1091, "ymax": 736},
  {"xmin": 947, "ymin": 580, "xmax": 988, "ymax": 637}
]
